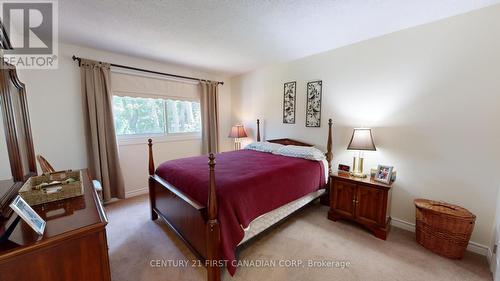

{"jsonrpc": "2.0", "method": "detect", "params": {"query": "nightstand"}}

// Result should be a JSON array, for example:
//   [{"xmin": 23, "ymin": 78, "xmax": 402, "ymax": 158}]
[{"xmin": 328, "ymin": 172, "xmax": 393, "ymax": 240}]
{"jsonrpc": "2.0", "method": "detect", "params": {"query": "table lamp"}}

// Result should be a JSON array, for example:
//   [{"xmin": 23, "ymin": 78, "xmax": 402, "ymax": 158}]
[
  {"xmin": 229, "ymin": 124, "xmax": 248, "ymax": 150},
  {"xmin": 347, "ymin": 128, "xmax": 376, "ymax": 178}
]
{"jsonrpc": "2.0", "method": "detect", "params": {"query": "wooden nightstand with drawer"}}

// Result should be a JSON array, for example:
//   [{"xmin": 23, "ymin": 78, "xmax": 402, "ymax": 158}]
[{"xmin": 328, "ymin": 172, "xmax": 393, "ymax": 240}]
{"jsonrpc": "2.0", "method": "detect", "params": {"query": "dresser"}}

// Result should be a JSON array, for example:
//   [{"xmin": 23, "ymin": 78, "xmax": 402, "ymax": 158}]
[
  {"xmin": 328, "ymin": 172, "xmax": 393, "ymax": 240},
  {"xmin": 0, "ymin": 169, "xmax": 111, "ymax": 281}
]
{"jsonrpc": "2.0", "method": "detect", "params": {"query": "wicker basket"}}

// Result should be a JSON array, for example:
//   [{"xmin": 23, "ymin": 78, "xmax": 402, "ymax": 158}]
[
  {"xmin": 414, "ymin": 199, "xmax": 475, "ymax": 259},
  {"xmin": 19, "ymin": 170, "xmax": 84, "ymax": 206}
]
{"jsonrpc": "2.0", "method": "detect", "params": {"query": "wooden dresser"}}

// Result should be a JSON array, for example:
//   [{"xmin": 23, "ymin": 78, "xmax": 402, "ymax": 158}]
[
  {"xmin": 328, "ymin": 172, "xmax": 393, "ymax": 240},
  {"xmin": 0, "ymin": 169, "xmax": 111, "ymax": 281}
]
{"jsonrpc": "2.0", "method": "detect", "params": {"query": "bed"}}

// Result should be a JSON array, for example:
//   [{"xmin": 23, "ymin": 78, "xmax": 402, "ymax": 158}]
[{"xmin": 147, "ymin": 119, "xmax": 333, "ymax": 281}]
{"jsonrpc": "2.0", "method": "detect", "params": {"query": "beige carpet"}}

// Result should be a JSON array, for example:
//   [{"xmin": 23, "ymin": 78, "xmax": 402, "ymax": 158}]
[{"xmin": 105, "ymin": 194, "xmax": 491, "ymax": 281}]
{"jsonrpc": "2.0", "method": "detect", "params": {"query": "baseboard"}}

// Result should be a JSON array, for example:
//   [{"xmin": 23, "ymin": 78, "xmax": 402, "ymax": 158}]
[
  {"xmin": 125, "ymin": 187, "xmax": 148, "ymax": 198},
  {"xmin": 390, "ymin": 217, "xmax": 490, "ymax": 257},
  {"xmin": 391, "ymin": 217, "xmax": 416, "ymax": 232},
  {"xmin": 468, "ymin": 241, "xmax": 492, "ymax": 257},
  {"xmin": 486, "ymin": 245, "xmax": 493, "ymax": 266},
  {"xmin": 103, "ymin": 197, "xmax": 120, "ymax": 205}
]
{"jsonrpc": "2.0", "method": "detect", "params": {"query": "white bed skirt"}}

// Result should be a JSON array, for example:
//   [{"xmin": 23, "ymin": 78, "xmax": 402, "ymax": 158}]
[{"xmin": 238, "ymin": 188, "xmax": 325, "ymax": 245}]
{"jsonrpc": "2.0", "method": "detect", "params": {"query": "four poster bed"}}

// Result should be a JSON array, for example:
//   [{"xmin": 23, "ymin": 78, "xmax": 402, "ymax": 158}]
[{"xmin": 147, "ymin": 118, "xmax": 333, "ymax": 281}]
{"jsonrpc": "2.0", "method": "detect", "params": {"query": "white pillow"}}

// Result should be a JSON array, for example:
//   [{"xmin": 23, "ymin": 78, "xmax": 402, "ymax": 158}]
[
  {"xmin": 273, "ymin": 145, "xmax": 326, "ymax": 161},
  {"xmin": 244, "ymin": 142, "xmax": 284, "ymax": 153}
]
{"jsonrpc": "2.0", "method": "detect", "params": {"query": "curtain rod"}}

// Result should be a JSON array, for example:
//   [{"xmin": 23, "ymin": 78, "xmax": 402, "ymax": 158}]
[{"xmin": 71, "ymin": 55, "xmax": 224, "ymax": 85}]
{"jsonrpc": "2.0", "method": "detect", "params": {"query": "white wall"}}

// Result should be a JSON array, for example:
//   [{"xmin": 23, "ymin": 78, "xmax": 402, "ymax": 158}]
[
  {"xmin": 231, "ymin": 6, "xmax": 500, "ymax": 247},
  {"xmin": 17, "ymin": 43, "xmax": 232, "ymax": 198}
]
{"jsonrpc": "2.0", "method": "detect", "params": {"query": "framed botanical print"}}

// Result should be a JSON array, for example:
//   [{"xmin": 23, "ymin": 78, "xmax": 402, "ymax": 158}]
[
  {"xmin": 306, "ymin": 80, "xmax": 322, "ymax": 127},
  {"xmin": 283, "ymin": 81, "xmax": 296, "ymax": 124}
]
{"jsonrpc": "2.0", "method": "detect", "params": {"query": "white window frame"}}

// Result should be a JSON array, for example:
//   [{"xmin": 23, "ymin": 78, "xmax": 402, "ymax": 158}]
[{"xmin": 113, "ymin": 91, "xmax": 202, "ymax": 146}]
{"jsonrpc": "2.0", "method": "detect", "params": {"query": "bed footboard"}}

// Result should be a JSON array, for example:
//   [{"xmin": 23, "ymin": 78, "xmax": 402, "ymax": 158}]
[
  {"xmin": 148, "ymin": 140, "xmax": 221, "ymax": 281},
  {"xmin": 149, "ymin": 175, "xmax": 208, "ymax": 259}
]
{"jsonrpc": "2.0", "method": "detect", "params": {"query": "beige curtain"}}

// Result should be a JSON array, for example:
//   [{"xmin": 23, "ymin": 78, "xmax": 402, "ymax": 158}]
[
  {"xmin": 80, "ymin": 59, "xmax": 125, "ymax": 201},
  {"xmin": 200, "ymin": 81, "xmax": 220, "ymax": 154}
]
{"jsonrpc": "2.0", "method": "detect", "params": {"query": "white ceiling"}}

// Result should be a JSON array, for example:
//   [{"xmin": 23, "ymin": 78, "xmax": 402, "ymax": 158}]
[{"xmin": 59, "ymin": 0, "xmax": 500, "ymax": 75}]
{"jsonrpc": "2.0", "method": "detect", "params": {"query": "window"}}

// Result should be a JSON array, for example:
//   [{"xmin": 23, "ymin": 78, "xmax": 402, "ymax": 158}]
[
  {"xmin": 166, "ymin": 100, "xmax": 202, "ymax": 133},
  {"xmin": 112, "ymin": 96, "xmax": 201, "ymax": 138}
]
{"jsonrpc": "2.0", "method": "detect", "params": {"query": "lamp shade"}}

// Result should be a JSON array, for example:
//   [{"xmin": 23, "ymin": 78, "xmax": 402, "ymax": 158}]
[
  {"xmin": 228, "ymin": 125, "xmax": 248, "ymax": 138},
  {"xmin": 347, "ymin": 128, "xmax": 376, "ymax": 151}
]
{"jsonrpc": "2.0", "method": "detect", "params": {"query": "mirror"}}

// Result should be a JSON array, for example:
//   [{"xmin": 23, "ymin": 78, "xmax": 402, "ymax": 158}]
[
  {"xmin": 9, "ymin": 72, "xmax": 32, "ymax": 178},
  {"xmin": 0, "ymin": 65, "xmax": 36, "ymax": 220}
]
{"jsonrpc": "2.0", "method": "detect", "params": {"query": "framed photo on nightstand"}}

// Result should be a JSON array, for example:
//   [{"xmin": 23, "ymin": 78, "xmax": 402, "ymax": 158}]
[
  {"xmin": 374, "ymin": 165, "xmax": 394, "ymax": 184},
  {"xmin": 10, "ymin": 195, "xmax": 46, "ymax": 235}
]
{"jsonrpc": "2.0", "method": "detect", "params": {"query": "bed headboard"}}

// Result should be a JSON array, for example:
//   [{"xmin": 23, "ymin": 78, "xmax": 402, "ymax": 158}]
[
  {"xmin": 255, "ymin": 118, "xmax": 333, "ymax": 174},
  {"xmin": 255, "ymin": 119, "xmax": 314, "ymax": 147},
  {"xmin": 267, "ymin": 138, "xmax": 313, "ymax": 147}
]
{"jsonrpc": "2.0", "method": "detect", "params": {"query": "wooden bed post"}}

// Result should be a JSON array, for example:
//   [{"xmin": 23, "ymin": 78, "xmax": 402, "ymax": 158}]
[
  {"xmin": 206, "ymin": 153, "xmax": 221, "ymax": 281},
  {"xmin": 256, "ymin": 119, "xmax": 261, "ymax": 142},
  {"xmin": 148, "ymin": 139, "xmax": 158, "ymax": 220},
  {"xmin": 320, "ymin": 119, "xmax": 334, "ymax": 206},
  {"xmin": 326, "ymin": 119, "xmax": 333, "ymax": 175}
]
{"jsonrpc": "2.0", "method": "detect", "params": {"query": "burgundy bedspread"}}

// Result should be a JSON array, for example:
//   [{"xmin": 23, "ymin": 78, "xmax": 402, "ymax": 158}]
[{"xmin": 155, "ymin": 149, "xmax": 325, "ymax": 275}]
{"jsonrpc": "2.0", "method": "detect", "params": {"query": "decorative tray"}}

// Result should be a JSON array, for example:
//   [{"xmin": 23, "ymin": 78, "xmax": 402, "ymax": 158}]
[{"xmin": 19, "ymin": 170, "xmax": 84, "ymax": 206}]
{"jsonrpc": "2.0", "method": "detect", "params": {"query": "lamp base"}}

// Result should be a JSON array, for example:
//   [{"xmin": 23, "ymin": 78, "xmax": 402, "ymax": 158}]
[
  {"xmin": 350, "ymin": 172, "xmax": 367, "ymax": 178},
  {"xmin": 351, "ymin": 156, "xmax": 366, "ymax": 178},
  {"xmin": 234, "ymin": 139, "xmax": 242, "ymax": 150}
]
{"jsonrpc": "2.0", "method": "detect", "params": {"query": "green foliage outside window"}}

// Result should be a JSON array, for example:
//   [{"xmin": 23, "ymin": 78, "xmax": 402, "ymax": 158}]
[
  {"xmin": 113, "ymin": 96, "xmax": 201, "ymax": 136},
  {"xmin": 166, "ymin": 100, "xmax": 201, "ymax": 133}
]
